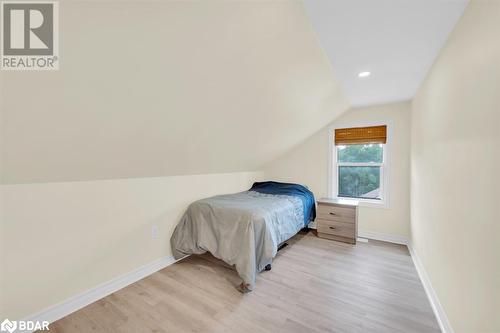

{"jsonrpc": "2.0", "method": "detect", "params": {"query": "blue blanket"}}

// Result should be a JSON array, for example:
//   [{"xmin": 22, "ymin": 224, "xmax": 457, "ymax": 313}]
[{"xmin": 249, "ymin": 181, "xmax": 316, "ymax": 226}]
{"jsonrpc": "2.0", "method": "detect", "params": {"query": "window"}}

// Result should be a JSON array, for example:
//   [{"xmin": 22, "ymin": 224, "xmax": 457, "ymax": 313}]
[
  {"xmin": 331, "ymin": 125, "xmax": 388, "ymax": 204},
  {"xmin": 337, "ymin": 144, "xmax": 384, "ymax": 200}
]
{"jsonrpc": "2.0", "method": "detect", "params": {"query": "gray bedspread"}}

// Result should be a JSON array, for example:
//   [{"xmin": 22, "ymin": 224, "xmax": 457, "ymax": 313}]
[{"xmin": 170, "ymin": 191, "xmax": 305, "ymax": 290}]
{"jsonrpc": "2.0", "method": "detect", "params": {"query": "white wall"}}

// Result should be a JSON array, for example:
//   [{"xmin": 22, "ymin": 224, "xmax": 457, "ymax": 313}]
[
  {"xmin": 0, "ymin": 172, "xmax": 261, "ymax": 320},
  {"xmin": 411, "ymin": 0, "xmax": 500, "ymax": 331},
  {"xmin": 263, "ymin": 101, "xmax": 411, "ymax": 238}
]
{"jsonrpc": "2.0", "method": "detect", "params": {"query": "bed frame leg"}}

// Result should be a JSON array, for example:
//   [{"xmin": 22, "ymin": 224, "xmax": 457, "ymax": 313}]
[{"xmin": 277, "ymin": 242, "xmax": 288, "ymax": 251}]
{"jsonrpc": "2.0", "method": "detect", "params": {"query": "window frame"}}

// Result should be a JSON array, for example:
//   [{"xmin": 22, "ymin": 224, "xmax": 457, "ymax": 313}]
[{"xmin": 328, "ymin": 121, "xmax": 391, "ymax": 208}]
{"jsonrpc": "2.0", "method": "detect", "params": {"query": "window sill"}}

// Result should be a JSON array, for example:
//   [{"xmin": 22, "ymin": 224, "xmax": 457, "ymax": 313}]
[{"xmin": 333, "ymin": 197, "xmax": 388, "ymax": 209}]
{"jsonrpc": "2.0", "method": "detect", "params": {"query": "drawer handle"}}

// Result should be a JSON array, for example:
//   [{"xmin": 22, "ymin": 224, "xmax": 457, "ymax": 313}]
[
  {"xmin": 329, "ymin": 212, "xmax": 337, "ymax": 216},
  {"xmin": 329, "ymin": 226, "xmax": 336, "ymax": 229}
]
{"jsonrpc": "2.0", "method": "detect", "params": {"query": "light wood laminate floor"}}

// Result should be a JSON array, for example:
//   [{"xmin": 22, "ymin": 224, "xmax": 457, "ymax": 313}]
[{"xmin": 48, "ymin": 231, "xmax": 440, "ymax": 333}]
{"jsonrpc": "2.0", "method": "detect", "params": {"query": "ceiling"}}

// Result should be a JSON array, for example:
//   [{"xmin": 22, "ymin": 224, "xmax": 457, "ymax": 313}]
[
  {"xmin": 304, "ymin": 0, "xmax": 469, "ymax": 107},
  {"xmin": 1, "ymin": 1, "xmax": 349, "ymax": 183}
]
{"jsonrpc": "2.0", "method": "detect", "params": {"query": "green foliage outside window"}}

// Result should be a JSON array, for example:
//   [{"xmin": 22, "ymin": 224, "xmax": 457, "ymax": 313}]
[
  {"xmin": 338, "ymin": 167, "xmax": 380, "ymax": 199},
  {"xmin": 337, "ymin": 144, "xmax": 383, "ymax": 199},
  {"xmin": 337, "ymin": 144, "xmax": 383, "ymax": 163}
]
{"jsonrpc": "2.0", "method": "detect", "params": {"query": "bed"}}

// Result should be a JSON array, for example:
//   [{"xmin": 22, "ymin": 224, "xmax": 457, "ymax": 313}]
[{"xmin": 170, "ymin": 181, "xmax": 316, "ymax": 292}]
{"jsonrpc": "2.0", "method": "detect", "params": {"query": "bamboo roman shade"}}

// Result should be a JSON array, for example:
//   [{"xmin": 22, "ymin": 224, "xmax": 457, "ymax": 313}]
[{"xmin": 335, "ymin": 125, "xmax": 387, "ymax": 145}]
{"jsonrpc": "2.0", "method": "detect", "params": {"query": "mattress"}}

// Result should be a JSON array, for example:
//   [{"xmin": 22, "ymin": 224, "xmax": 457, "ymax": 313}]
[{"xmin": 170, "ymin": 182, "xmax": 315, "ymax": 291}]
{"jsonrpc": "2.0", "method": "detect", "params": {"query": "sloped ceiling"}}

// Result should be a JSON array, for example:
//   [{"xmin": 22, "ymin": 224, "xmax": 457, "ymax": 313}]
[
  {"xmin": 0, "ymin": 1, "xmax": 349, "ymax": 184},
  {"xmin": 304, "ymin": 0, "xmax": 469, "ymax": 106}
]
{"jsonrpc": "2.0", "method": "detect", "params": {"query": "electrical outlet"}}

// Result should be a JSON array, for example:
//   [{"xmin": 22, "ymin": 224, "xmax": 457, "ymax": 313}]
[{"xmin": 151, "ymin": 225, "xmax": 159, "ymax": 239}]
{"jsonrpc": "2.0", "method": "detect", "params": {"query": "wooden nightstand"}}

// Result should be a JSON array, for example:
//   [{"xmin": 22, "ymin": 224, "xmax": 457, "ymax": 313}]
[{"xmin": 316, "ymin": 198, "xmax": 358, "ymax": 244}]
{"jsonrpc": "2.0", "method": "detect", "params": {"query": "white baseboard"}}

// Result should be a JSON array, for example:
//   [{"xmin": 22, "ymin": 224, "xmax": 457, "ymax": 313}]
[
  {"xmin": 407, "ymin": 242, "xmax": 454, "ymax": 333},
  {"xmin": 21, "ymin": 255, "xmax": 180, "ymax": 330},
  {"xmin": 358, "ymin": 230, "xmax": 409, "ymax": 245}
]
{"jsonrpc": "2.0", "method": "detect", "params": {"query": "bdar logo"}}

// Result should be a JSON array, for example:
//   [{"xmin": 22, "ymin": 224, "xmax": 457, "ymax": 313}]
[
  {"xmin": 0, "ymin": 319, "xmax": 49, "ymax": 332},
  {"xmin": 0, "ymin": 319, "xmax": 17, "ymax": 333},
  {"xmin": 1, "ymin": 1, "xmax": 59, "ymax": 70}
]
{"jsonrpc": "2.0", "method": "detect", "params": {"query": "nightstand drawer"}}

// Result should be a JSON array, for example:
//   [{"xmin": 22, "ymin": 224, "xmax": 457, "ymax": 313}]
[
  {"xmin": 316, "ymin": 219, "xmax": 355, "ymax": 238},
  {"xmin": 317, "ymin": 205, "xmax": 355, "ymax": 221}
]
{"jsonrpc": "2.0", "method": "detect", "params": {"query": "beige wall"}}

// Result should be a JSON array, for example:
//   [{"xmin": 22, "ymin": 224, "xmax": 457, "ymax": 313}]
[
  {"xmin": 411, "ymin": 0, "xmax": 500, "ymax": 332},
  {"xmin": 0, "ymin": 1, "xmax": 348, "ymax": 184},
  {"xmin": 263, "ymin": 101, "xmax": 411, "ymax": 238},
  {"xmin": 0, "ymin": 172, "xmax": 262, "ymax": 319}
]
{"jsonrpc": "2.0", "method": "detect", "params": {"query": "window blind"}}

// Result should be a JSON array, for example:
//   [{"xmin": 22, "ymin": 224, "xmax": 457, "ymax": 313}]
[{"xmin": 335, "ymin": 125, "xmax": 387, "ymax": 145}]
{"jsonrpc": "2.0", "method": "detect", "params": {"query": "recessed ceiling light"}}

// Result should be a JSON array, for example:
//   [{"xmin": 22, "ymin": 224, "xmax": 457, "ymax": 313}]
[{"xmin": 358, "ymin": 71, "xmax": 371, "ymax": 78}]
